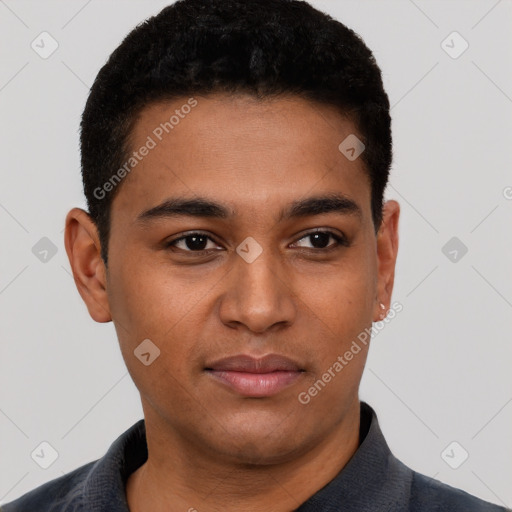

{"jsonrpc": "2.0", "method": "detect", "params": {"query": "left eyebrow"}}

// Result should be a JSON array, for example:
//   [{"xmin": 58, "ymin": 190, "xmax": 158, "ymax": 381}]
[
  {"xmin": 278, "ymin": 193, "xmax": 363, "ymax": 222},
  {"xmin": 134, "ymin": 193, "xmax": 363, "ymax": 225}
]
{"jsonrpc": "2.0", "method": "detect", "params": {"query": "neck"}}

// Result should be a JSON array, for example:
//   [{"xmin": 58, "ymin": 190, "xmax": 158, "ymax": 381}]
[{"xmin": 126, "ymin": 400, "xmax": 361, "ymax": 512}]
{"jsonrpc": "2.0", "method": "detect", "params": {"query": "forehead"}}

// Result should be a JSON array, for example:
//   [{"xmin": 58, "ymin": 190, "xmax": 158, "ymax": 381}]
[{"xmin": 111, "ymin": 93, "xmax": 371, "ymax": 224}]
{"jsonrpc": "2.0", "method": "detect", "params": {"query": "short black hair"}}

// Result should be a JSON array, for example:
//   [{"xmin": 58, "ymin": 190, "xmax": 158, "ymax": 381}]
[{"xmin": 80, "ymin": 0, "xmax": 392, "ymax": 265}]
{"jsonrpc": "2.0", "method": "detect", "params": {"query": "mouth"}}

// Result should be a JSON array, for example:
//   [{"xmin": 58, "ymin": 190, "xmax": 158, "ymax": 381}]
[{"xmin": 204, "ymin": 354, "xmax": 305, "ymax": 397}]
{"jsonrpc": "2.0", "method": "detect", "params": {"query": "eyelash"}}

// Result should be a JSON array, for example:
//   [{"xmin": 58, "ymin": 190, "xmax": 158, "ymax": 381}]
[{"xmin": 165, "ymin": 230, "xmax": 350, "ymax": 254}]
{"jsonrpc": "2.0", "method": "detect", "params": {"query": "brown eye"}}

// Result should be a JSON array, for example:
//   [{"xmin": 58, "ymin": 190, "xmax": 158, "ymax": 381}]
[
  {"xmin": 166, "ymin": 233, "xmax": 221, "ymax": 252},
  {"xmin": 293, "ymin": 230, "xmax": 349, "ymax": 250}
]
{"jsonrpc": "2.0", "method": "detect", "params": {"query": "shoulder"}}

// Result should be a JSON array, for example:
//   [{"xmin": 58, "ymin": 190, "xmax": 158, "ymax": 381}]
[
  {"xmin": 1, "ymin": 419, "xmax": 146, "ymax": 512},
  {"xmin": 409, "ymin": 469, "xmax": 509, "ymax": 512},
  {"xmin": 0, "ymin": 461, "xmax": 96, "ymax": 512}
]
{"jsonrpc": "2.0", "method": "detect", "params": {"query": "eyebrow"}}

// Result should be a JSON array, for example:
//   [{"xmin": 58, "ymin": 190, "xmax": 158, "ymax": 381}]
[{"xmin": 135, "ymin": 193, "xmax": 362, "ymax": 224}]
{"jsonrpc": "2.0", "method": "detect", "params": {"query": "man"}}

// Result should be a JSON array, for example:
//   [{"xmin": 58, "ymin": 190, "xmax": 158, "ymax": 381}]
[{"xmin": 2, "ymin": 0, "xmax": 506, "ymax": 511}]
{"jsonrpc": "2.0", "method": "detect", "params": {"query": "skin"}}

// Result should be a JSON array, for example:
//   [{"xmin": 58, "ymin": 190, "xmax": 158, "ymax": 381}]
[{"xmin": 64, "ymin": 93, "xmax": 400, "ymax": 512}]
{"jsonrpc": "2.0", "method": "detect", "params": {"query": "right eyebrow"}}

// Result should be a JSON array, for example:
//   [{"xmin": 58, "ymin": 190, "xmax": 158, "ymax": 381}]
[{"xmin": 135, "ymin": 197, "xmax": 231, "ymax": 225}]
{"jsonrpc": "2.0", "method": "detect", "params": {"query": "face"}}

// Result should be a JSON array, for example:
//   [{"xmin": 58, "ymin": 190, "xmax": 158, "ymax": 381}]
[{"xmin": 65, "ymin": 93, "xmax": 399, "ymax": 466}]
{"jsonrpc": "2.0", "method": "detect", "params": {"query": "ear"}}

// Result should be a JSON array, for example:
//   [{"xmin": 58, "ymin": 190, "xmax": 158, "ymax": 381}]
[
  {"xmin": 372, "ymin": 200, "xmax": 400, "ymax": 322},
  {"xmin": 64, "ymin": 208, "xmax": 112, "ymax": 323}
]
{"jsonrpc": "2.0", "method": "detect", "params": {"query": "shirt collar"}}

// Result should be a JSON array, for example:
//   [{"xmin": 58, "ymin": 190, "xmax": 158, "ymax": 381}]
[
  {"xmin": 80, "ymin": 401, "xmax": 410, "ymax": 511},
  {"xmin": 297, "ymin": 401, "xmax": 412, "ymax": 511},
  {"xmin": 81, "ymin": 417, "xmax": 147, "ymax": 510}
]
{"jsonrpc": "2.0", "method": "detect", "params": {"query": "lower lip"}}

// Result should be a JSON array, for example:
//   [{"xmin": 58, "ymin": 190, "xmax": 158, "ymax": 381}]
[{"xmin": 206, "ymin": 370, "xmax": 303, "ymax": 397}]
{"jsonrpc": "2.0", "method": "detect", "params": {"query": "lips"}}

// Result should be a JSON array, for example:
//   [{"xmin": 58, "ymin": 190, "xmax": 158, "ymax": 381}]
[
  {"xmin": 205, "ymin": 354, "xmax": 304, "ymax": 397},
  {"xmin": 206, "ymin": 354, "xmax": 301, "ymax": 373}
]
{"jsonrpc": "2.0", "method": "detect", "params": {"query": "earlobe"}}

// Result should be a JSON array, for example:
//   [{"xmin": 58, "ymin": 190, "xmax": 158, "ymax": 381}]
[
  {"xmin": 373, "ymin": 200, "xmax": 400, "ymax": 322},
  {"xmin": 64, "ymin": 208, "xmax": 112, "ymax": 323}
]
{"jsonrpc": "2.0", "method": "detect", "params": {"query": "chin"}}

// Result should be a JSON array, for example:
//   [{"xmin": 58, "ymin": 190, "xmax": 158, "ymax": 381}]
[{"xmin": 206, "ymin": 422, "xmax": 309, "ymax": 467}]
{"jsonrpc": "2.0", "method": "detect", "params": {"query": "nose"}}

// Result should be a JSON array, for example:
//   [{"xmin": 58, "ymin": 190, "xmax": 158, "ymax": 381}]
[{"xmin": 218, "ymin": 245, "xmax": 297, "ymax": 334}]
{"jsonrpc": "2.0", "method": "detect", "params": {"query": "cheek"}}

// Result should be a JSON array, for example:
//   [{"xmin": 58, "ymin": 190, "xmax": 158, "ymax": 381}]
[
  {"xmin": 108, "ymin": 254, "xmax": 202, "ymax": 337},
  {"xmin": 296, "ymin": 284, "xmax": 372, "ymax": 411},
  {"xmin": 292, "ymin": 253, "xmax": 376, "ymax": 380},
  {"xmin": 107, "ymin": 256, "xmax": 213, "ymax": 380},
  {"xmin": 107, "ymin": 262, "xmax": 202, "ymax": 411},
  {"xmin": 301, "ymin": 262, "xmax": 376, "ymax": 331}
]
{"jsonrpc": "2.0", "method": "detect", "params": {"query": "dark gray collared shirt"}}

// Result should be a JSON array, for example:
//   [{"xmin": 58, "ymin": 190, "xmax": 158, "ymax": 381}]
[{"xmin": 1, "ymin": 402, "xmax": 507, "ymax": 511}]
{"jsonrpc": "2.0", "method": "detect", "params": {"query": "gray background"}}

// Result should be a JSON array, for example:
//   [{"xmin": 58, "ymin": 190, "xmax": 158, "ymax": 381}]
[{"xmin": 1, "ymin": 0, "xmax": 511, "ymax": 507}]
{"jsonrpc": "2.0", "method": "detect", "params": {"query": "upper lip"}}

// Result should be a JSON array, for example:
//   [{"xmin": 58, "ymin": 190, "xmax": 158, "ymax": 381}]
[{"xmin": 205, "ymin": 354, "xmax": 302, "ymax": 373}]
